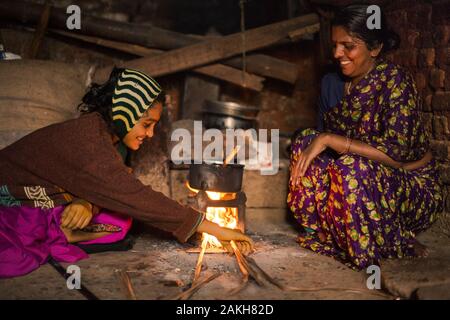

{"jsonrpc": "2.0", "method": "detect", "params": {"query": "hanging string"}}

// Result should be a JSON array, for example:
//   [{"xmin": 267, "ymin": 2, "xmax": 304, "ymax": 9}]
[{"xmin": 239, "ymin": 0, "xmax": 247, "ymax": 88}]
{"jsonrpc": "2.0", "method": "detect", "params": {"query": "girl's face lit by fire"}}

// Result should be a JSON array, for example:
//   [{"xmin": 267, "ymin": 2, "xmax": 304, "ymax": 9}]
[
  {"xmin": 122, "ymin": 102, "xmax": 163, "ymax": 151},
  {"xmin": 331, "ymin": 25, "xmax": 382, "ymax": 79}
]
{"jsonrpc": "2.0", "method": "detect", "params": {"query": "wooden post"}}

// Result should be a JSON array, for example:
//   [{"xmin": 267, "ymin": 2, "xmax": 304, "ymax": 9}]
[{"xmin": 26, "ymin": 2, "xmax": 51, "ymax": 59}]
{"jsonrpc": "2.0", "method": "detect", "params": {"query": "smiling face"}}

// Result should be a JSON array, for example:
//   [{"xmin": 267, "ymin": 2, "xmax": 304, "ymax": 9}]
[
  {"xmin": 331, "ymin": 25, "xmax": 382, "ymax": 80},
  {"xmin": 122, "ymin": 102, "xmax": 163, "ymax": 151}
]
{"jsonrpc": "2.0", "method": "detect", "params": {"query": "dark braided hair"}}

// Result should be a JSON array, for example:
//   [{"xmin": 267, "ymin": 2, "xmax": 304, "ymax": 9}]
[{"xmin": 78, "ymin": 67, "xmax": 165, "ymax": 137}]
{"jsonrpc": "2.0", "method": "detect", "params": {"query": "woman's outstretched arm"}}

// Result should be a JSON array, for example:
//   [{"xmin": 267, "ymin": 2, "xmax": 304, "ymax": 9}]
[
  {"xmin": 291, "ymin": 132, "xmax": 432, "ymax": 184},
  {"xmin": 322, "ymin": 133, "xmax": 402, "ymax": 168},
  {"xmin": 322, "ymin": 133, "xmax": 432, "ymax": 170}
]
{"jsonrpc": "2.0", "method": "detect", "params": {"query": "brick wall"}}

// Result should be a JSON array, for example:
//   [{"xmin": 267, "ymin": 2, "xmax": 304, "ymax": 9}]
[{"xmin": 384, "ymin": 0, "xmax": 450, "ymax": 211}]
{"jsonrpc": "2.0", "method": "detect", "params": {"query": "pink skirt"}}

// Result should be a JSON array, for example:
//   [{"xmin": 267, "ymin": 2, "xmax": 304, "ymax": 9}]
[{"xmin": 0, "ymin": 205, "xmax": 132, "ymax": 278}]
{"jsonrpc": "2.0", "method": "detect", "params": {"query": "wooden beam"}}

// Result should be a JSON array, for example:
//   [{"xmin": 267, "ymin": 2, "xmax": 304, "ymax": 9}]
[
  {"xmin": 51, "ymin": 30, "xmax": 264, "ymax": 91},
  {"xmin": 224, "ymin": 54, "xmax": 300, "ymax": 84},
  {"xmin": 0, "ymin": 0, "xmax": 195, "ymax": 50},
  {"xmin": 0, "ymin": 0, "xmax": 301, "ymax": 84},
  {"xmin": 93, "ymin": 14, "xmax": 320, "ymax": 82},
  {"xmin": 288, "ymin": 23, "xmax": 320, "ymax": 41}
]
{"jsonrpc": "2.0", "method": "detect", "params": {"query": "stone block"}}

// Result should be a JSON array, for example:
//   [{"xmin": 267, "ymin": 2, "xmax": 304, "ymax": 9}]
[
  {"xmin": 420, "ymin": 112, "xmax": 433, "ymax": 135},
  {"xmin": 433, "ymin": 25, "xmax": 450, "ymax": 47},
  {"xmin": 242, "ymin": 160, "xmax": 290, "ymax": 208},
  {"xmin": 424, "ymin": 94, "xmax": 433, "ymax": 112},
  {"xmin": 432, "ymin": 91, "xmax": 450, "ymax": 111},
  {"xmin": 430, "ymin": 139, "xmax": 450, "ymax": 163},
  {"xmin": 436, "ymin": 47, "xmax": 450, "ymax": 69},
  {"xmin": 433, "ymin": 114, "xmax": 450, "ymax": 139},
  {"xmin": 438, "ymin": 163, "xmax": 450, "ymax": 184},
  {"xmin": 446, "ymin": 68, "xmax": 450, "ymax": 92},
  {"xmin": 395, "ymin": 50, "xmax": 418, "ymax": 67},
  {"xmin": 429, "ymin": 68, "xmax": 446, "ymax": 90},
  {"xmin": 406, "ymin": 30, "xmax": 420, "ymax": 48},
  {"xmin": 414, "ymin": 71, "xmax": 428, "ymax": 92},
  {"xmin": 406, "ymin": 4, "xmax": 432, "ymax": 29},
  {"xmin": 419, "ymin": 31, "xmax": 434, "ymax": 49},
  {"xmin": 418, "ymin": 48, "xmax": 435, "ymax": 67},
  {"xmin": 245, "ymin": 208, "xmax": 298, "ymax": 235}
]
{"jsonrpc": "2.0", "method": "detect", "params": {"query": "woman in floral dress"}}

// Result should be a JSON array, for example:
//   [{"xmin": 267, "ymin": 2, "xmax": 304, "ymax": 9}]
[{"xmin": 288, "ymin": 5, "xmax": 443, "ymax": 269}]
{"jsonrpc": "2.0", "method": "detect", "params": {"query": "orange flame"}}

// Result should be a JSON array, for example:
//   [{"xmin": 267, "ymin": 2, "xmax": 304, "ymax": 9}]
[{"xmin": 186, "ymin": 182, "xmax": 238, "ymax": 248}]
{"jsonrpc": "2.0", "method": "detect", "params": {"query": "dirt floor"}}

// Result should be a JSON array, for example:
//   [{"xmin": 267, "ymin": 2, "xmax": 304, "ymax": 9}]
[{"xmin": 1, "ymin": 210, "xmax": 449, "ymax": 300}]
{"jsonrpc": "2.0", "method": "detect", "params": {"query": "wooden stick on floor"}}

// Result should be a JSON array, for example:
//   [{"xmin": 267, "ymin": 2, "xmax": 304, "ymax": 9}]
[
  {"xmin": 115, "ymin": 269, "xmax": 137, "ymax": 300},
  {"xmin": 245, "ymin": 257, "xmax": 392, "ymax": 299},
  {"xmin": 230, "ymin": 240, "xmax": 265, "ymax": 287},
  {"xmin": 230, "ymin": 241, "xmax": 249, "ymax": 278},
  {"xmin": 193, "ymin": 237, "xmax": 208, "ymax": 284},
  {"xmin": 171, "ymin": 273, "xmax": 221, "ymax": 300},
  {"xmin": 228, "ymin": 241, "xmax": 250, "ymax": 295}
]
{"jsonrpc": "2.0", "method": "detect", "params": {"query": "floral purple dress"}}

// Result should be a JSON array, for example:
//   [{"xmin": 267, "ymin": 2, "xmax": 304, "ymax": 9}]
[{"xmin": 287, "ymin": 60, "xmax": 443, "ymax": 269}]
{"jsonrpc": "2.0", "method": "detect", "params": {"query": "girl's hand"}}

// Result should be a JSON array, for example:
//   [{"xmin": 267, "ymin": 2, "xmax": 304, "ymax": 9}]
[
  {"xmin": 215, "ymin": 228, "xmax": 254, "ymax": 255},
  {"xmin": 61, "ymin": 199, "xmax": 93, "ymax": 230},
  {"xmin": 196, "ymin": 219, "xmax": 255, "ymax": 255},
  {"xmin": 290, "ymin": 133, "xmax": 328, "ymax": 187}
]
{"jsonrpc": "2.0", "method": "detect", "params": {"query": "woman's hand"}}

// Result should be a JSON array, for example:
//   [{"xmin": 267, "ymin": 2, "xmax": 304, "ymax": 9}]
[
  {"xmin": 401, "ymin": 151, "xmax": 433, "ymax": 171},
  {"xmin": 290, "ymin": 133, "xmax": 328, "ymax": 186},
  {"xmin": 196, "ymin": 219, "xmax": 254, "ymax": 255},
  {"xmin": 60, "ymin": 199, "xmax": 93, "ymax": 230}
]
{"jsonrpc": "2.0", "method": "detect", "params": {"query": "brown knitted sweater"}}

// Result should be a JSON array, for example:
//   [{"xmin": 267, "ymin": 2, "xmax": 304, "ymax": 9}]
[{"xmin": 0, "ymin": 113, "xmax": 203, "ymax": 243}]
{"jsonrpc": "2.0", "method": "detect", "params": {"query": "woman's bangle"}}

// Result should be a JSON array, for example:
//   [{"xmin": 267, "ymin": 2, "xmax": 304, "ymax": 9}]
[
  {"xmin": 347, "ymin": 138, "xmax": 353, "ymax": 153},
  {"xmin": 339, "ymin": 137, "xmax": 351, "ymax": 154}
]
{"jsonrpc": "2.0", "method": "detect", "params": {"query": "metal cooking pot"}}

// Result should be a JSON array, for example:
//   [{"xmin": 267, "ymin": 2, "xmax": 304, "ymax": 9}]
[
  {"xmin": 202, "ymin": 113, "xmax": 255, "ymax": 130},
  {"xmin": 188, "ymin": 162, "xmax": 244, "ymax": 192},
  {"xmin": 202, "ymin": 100, "xmax": 259, "ymax": 130}
]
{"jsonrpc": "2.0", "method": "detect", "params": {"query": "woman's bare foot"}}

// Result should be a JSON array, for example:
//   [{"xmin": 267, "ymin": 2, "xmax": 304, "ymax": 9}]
[
  {"xmin": 413, "ymin": 240, "xmax": 429, "ymax": 258},
  {"xmin": 61, "ymin": 227, "xmax": 113, "ymax": 243},
  {"xmin": 298, "ymin": 230, "xmax": 327, "ymax": 243}
]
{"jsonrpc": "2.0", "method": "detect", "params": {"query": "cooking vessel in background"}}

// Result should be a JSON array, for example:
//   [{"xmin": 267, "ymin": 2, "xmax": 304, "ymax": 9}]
[{"xmin": 202, "ymin": 100, "xmax": 259, "ymax": 130}]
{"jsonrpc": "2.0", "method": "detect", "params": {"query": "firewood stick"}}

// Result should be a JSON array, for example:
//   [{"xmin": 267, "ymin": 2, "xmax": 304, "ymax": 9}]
[
  {"xmin": 230, "ymin": 241, "xmax": 249, "ymax": 278},
  {"xmin": 224, "ymin": 145, "xmax": 241, "ymax": 166},
  {"xmin": 245, "ymin": 257, "xmax": 392, "ymax": 298},
  {"xmin": 230, "ymin": 241, "xmax": 264, "ymax": 286},
  {"xmin": 227, "ymin": 242, "xmax": 250, "ymax": 296},
  {"xmin": 171, "ymin": 273, "xmax": 221, "ymax": 300},
  {"xmin": 193, "ymin": 237, "xmax": 208, "ymax": 283},
  {"xmin": 186, "ymin": 247, "xmax": 226, "ymax": 254},
  {"xmin": 115, "ymin": 269, "xmax": 137, "ymax": 300}
]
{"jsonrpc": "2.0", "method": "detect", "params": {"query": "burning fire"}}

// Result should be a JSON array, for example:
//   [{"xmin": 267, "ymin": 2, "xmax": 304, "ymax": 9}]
[{"xmin": 186, "ymin": 182, "xmax": 239, "ymax": 248}]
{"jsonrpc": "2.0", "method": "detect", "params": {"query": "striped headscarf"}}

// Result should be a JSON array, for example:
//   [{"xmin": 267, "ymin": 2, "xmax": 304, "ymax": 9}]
[{"xmin": 112, "ymin": 69, "xmax": 162, "ymax": 139}]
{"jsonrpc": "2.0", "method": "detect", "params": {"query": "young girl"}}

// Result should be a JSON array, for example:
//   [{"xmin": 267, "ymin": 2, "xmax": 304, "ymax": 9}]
[{"xmin": 0, "ymin": 67, "xmax": 253, "ymax": 278}]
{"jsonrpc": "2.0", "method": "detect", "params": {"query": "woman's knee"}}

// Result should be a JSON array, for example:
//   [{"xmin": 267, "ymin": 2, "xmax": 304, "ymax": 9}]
[{"xmin": 332, "ymin": 154, "xmax": 368, "ymax": 173}]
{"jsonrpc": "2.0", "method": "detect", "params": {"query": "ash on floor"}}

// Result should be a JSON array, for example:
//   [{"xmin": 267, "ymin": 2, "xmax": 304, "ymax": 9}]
[{"xmin": 1, "ymin": 213, "xmax": 449, "ymax": 300}]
